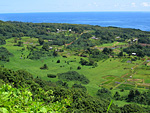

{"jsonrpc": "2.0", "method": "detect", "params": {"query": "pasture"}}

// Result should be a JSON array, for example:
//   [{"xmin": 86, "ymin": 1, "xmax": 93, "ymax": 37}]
[{"xmin": 1, "ymin": 37, "xmax": 150, "ymax": 97}]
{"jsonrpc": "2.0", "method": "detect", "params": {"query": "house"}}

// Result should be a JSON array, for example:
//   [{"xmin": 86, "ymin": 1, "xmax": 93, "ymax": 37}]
[
  {"xmin": 132, "ymin": 53, "xmax": 136, "ymax": 55},
  {"xmin": 56, "ymin": 29, "xmax": 60, "ymax": 33},
  {"xmin": 91, "ymin": 36, "xmax": 98, "ymax": 40},
  {"xmin": 116, "ymin": 36, "xmax": 120, "ymax": 39},
  {"xmin": 127, "ymin": 60, "xmax": 131, "ymax": 63},
  {"xmin": 49, "ymin": 47, "xmax": 53, "ymax": 50},
  {"xmin": 133, "ymin": 38, "xmax": 138, "ymax": 42}
]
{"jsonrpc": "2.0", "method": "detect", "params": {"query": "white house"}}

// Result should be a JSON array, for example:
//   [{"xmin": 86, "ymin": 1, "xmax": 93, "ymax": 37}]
[
  {"xmin": 116, "ymin": 36, "xmax": 120, "ymax": 39},
  {"xmin": 133, "ymin": 38, "xmax": 138, "ymax": 42},
  {"xmin": 91, "ymin": 36, "xmax": 98, "ymax": 40},
  {"xmin": 132, "ymin": 53, "xmax": 136, "ymax": 55},
  {"xmin": 49, "ymin": 47, "xmax": 53, "ymax": 50}
]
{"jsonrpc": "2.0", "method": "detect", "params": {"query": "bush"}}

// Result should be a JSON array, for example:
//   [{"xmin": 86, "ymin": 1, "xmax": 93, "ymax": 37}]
[
  {"xmin": 40, "ymin": 64, "xmax": 48, "ymax": 70},
  {"xmin": 28, "ymin": 50, "xmax": 53, "ymax": 60},
  {"xmin": 0, "ymin": 37, "xmax": 6, "ymax": 45},
  {"xmin": 72, "ymin": 83, "xmax": 87, "ymax": 91},
  {"xmin": 57, "ymin": 60, "xmax": 60, "ymax": 63},
  {"xmin": 57, "ymin": 71, "xmax": 89, "ymax": 84},
  {"xmin": 97, "ymin": 88, "xmax": 112, "ymax": 99},
  {"xmin": 77, "ymin": 66, "xmax": 81, "ymax": 70},
  {"xmin": 63, "ymin": 56, "xmax": 67, "ymax": 58},
  {"xmin": 56, "ymin": 80, "xmax": 68, "ymax": 88},
  {"xmin": 0, "ymin": 47, "xmax": 13, "ymax": 62},
  {"xmin": 47, "ymin": 74, "xmax": 56, "ymax": 78}
]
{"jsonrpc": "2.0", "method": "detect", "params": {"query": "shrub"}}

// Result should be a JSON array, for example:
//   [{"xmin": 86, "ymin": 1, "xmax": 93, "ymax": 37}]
[
  {"xmin": 77, "ymin": 66, "xmax": 81, "ymax": 70},
  {"xmin": 57, "ymin": 71, "xmax": 89, "ymax": 84},
  {"xmin": 0, "ymin": 47, "xmax": 13, "ymax": 62},
  {"xmin": 72, "ymin": 83, "xmax": 87, "ymax": 91},
  {"xmin": 40, "ymin": 64, "xmax": 48, "ymax": 70},
  {"xmin": 47, "ymin": 74, "xmax": 56, "ymax": 78},
  {"xmin": 63, "ymin": 56, "xmax": 67, "ymax": 58},
  {"xmin": 57, "ymin": 60, "xmax": 60, "ymax": 63},
  {"xmin": 97, "ymin": 88, "xmax": 112, "ymax": 99}
]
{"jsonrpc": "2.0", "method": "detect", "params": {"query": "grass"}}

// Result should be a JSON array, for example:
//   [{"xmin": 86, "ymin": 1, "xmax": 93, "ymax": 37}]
[
  {"xmin": 113, "ymin": 100, "xmax": 131, "ymax": 107},
  {"xmin": 1, "ymin": 37, "xmax": 150, "ymax": 101},
  {"xmin": 97, "ymin": 41, "xmax": 127, "ymax": 48}
]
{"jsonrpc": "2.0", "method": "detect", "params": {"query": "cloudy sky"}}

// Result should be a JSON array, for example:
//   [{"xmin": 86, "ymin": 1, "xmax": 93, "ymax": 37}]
[{"xmin": 0, "ymin": 0, "xmax": 150, "ymax": 13}]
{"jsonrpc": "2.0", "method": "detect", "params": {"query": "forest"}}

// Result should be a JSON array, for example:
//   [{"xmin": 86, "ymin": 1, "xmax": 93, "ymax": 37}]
[{"xmin": 1, "ymin": 20, "xmax": 150, "ymax": 112}]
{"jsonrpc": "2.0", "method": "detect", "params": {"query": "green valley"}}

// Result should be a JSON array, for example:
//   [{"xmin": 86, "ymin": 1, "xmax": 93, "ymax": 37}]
[{"xmin": 1, "ymin": 20, "xmax": 150, "ymax": 112}]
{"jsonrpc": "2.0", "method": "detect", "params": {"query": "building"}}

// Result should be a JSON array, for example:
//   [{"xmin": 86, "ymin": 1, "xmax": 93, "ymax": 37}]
[
  {"xmin": 91, "ymin": 36, "xmax": 98, "ymax": 40},
  {"xmin": 132, "ymin": 53, "xmax": 136, "ymax": 55}
]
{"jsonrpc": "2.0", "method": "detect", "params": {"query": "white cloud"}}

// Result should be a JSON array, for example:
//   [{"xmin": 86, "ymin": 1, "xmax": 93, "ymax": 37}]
[
  {"xmin": 93, "ymin": 2, "xmax": 99, "ymax": 7},
  {"xmin": 131, "ymin": 2, "xmax": 136, "ymax": 7},
  {"xmin": 142, "ymin": 2, "xmax": 150, "ymax": 7},
  {"xmin": 88, "ymin": 2, "xmax": 99, "ymax": 7}
]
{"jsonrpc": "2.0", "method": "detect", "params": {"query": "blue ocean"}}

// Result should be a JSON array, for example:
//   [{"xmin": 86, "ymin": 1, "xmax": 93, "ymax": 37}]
[{"xmin": 0, "ymin": 12, "xmax": 150, "ymax": 31}]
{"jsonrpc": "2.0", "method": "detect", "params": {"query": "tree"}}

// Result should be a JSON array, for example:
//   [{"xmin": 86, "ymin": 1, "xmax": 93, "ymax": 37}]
[
  {"xmin": 79, "ymin": 58, "xmax": 88, "ymax": 65},
  {"xmin": 40, "ymin": 64, "xmax": 48, "ymax": 70},
  {"xmin": 77, "ymin": 66, "xmax": 81, "ymax": 70},
  {"xmin": 118, "ymin": 51, "xmax": 123, "ymax": 57},
  {"xmin": 102, "ymin": 47, "xmax": 113, "ymax": 55},
  {"xmin": 38, "ymin": 38, "xmax": 44, "ymax": 45},
  {"xmin": 81, "ymin": 33, "xmax": 92, "ymax": 39},
  {"xmin": 121, "ymin": 104, "xmax": 144, "ymax": 113},
  {"xmin": 42, "ymin": 43, "xmax": 49, "ymax": 51},
  {"xmin": 0, "ymin": 37, "xmax": 6, "ymax": 45},
  {"xmin": 114, "ymin": 91, "xmax": 120, "ymax": 100},
  {"xmin": 47, "ymin": 74, "xmax": 56, "ymax": 78},
  {"xmin": 57, "ymin": 60, "xmax": 60, "ymax": 63},
  {"xmin": 128, "ymin": 90, "xmax": 135, "ymax": 101},
  {"xmin": 53, "ymin": 50, "xmax": 58, "ymax": 56},
  {"xmin": 17, "ymin": 41, "xmax": 23, "ymax": 46},
  {"xmin": 97, "ymin": 88, "xmax": 112, "ymax": 99}
]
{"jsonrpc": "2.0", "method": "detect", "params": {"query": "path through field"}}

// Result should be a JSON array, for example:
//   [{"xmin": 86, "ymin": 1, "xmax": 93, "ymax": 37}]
[{"xmin": 113, "ymin": 57, "xmax": 148, "ymax": 89}]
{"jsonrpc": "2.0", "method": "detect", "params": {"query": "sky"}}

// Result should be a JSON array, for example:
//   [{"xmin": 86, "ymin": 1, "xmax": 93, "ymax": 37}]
[{"xmin": 0, "ymin": 0, "xmax": 150, "ymax": 13}]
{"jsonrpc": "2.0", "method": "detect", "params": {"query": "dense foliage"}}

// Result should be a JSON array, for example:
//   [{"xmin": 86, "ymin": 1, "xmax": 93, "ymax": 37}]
[
  {"xmin": 26, "ymin": 45, "xmax": 57, "ymax": 60},
  {"xmin": 0, "ymin": 84, "xmax": 71, "ymax": 112},
  {"xmin": 123, "ymin": 44, "xmax": 150, "ymax": 57},
  {"xmin": 1, "ymin": 20, "xmax": 150, "ymax": 112},
  {"xmin": 0, "ymin": 64, "xmax": 149, "ymax": 112},
  {"xmin": 0, "ymin": 47, "xmax": 13, "ymax": 62},
  {"xmin": 0, "ymin": 37, "xmax": 6, "ymax": 45},
  {"xmin": 97, "ymin": 88, "xmax": 112, "ymax": 100},
  {"xmin": 113, "ymin": 88, "xmax": 150, "ymax": 107},
  {"xmin": 57, "ymin": 71, "xmax": 90, "ymax": 84},
  {"xmin": 0, "ymin": 20, "xmax": 150, "ymax": 51}
]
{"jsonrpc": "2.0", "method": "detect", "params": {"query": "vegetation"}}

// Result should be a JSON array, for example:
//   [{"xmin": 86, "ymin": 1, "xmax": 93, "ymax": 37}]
[
  {"xmin": 0, "ymin": 47, "xmax": 13, "ymax": 62},
  {"xmin": 57, "ymin": 71, "xmax": 90, "ymax": 84},
  {"xmin": 123, "ymin": 44, "xmax": 150, "ymax": 57},
  {"xmin": 0, "ymin": 37, "xmax": 6, "ymax": 45},
  {"xmin": 1, "ymin": 20, "xmax": 150, "ymax": 112}
]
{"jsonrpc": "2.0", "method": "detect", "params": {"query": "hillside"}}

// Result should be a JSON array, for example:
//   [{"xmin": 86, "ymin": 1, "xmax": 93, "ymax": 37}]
[{"xmin": 1, "ymin": 20, "xmax": 150, "ymax": 112}]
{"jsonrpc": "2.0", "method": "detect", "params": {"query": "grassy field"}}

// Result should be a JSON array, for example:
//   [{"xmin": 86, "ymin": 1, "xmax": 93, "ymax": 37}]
[
  {"xmin": 1, "ymin": 37, "xmax": 150, "ymax": 98},
  {"xmin": 96, "ymin": 41, "xmax": 127, "ymax": 48}
]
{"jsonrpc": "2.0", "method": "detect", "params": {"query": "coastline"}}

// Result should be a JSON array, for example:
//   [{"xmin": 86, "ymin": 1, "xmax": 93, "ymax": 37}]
[{"xmin": 0, "ymin": 12, "xmax": 150, "ymax": 31}]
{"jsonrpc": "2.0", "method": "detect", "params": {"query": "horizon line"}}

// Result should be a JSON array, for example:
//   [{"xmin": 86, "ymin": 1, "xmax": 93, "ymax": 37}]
[{"xmin": 0, "ymin": 11, "xmax": 150, "ymax": 14}]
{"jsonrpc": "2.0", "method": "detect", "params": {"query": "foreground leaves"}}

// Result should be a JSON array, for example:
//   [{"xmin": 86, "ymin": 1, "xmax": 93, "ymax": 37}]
[{"xmin": 0, "ymin": 84, "xmax": 71, "ymax": 112}]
